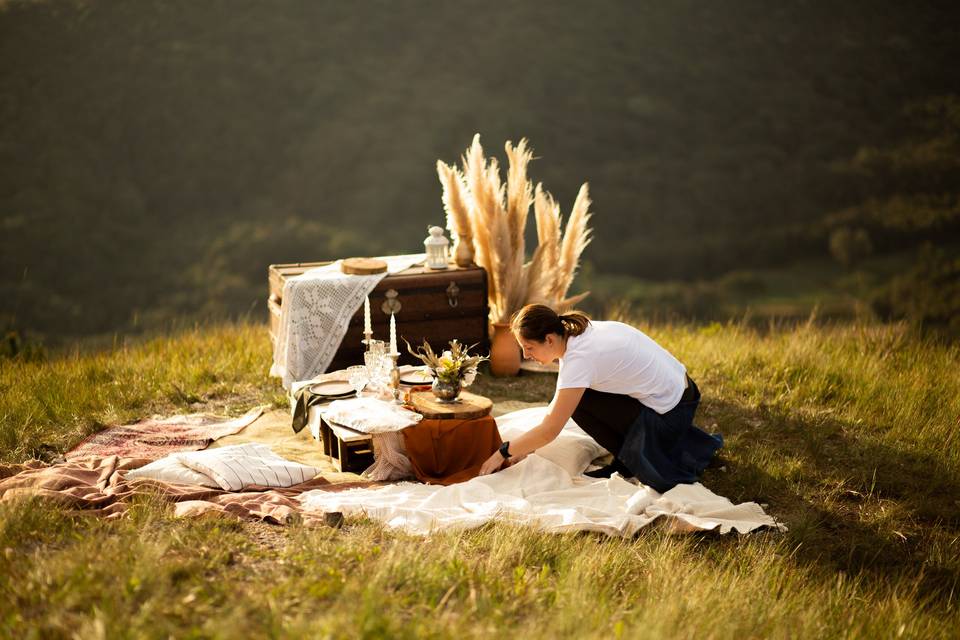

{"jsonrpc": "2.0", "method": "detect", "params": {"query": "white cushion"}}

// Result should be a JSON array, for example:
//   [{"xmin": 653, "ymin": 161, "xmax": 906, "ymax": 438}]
[
  {"xmin": 125, "ymin": 456, "xmax": 221, "ymax": 488},
  {"xmin": 173, "ymin": 443, "xmax": 321, "ymax": 491},
  {"xmin": 496, "ymin": 406, "xmax": 608, "ymax": 477}
]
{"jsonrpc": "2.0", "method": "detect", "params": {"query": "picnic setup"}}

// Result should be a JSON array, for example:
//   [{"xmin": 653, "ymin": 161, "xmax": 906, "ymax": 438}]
[
  {"xmin": 7, "ymin": 4, "xmax": 960, "ymax": 635},
  {"xmin": 0, "ymin": 136, "xmax": 784, "ymax": 537}
]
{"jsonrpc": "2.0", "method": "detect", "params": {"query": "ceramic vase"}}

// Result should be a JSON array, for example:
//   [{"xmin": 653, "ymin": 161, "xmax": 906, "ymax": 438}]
[
  {"xmin": 431, "ymin": 377, "xmax": 462, "ymax": 403},
  {"xmin": 453, "ymin": 234, "xmax": 474, "ymax": 267},
  {"xmin": 490, "ymin": 322, "xmax": 521, "ymax": 377}
]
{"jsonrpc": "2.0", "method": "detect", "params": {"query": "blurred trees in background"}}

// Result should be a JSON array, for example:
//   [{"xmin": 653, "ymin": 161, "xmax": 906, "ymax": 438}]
[
  {"xmin": 1, "ymin": 0, "xmax": 959, "ymax": 345},
  {"xmin": 873, "ymin": 246, "xmax": 960, "ymax": 333},
  {"xmin": 825, "ymin": 96, "xmax": 960, "ymax": 330}
]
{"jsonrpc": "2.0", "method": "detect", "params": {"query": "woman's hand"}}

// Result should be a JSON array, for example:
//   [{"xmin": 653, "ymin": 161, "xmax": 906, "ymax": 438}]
[
  {"xmin": 477, "ymin": 387, "xmax": 585, "ymax": 477},
  {"xmin": 478, "ymin": 450, "xmax": 505, "ymax": 475}
]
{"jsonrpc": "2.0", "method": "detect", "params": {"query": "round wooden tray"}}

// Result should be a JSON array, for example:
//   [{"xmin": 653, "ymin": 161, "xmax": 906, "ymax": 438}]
[
  {"xmin": 409, "ymin": 390, "xmax": 492, "ymax": 420},
  {"xmin": 341, "ymin": 257, "xmax": 388, "ymax": 275}
]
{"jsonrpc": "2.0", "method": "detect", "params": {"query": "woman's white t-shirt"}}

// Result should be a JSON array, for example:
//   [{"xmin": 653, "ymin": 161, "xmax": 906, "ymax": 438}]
[{"xmin": 556, "ymin": 321, "xmax": 687, "ymax": 414}]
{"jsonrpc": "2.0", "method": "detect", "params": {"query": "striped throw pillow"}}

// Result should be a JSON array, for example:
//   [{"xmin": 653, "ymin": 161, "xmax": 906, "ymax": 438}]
[{"xmin": 174, "ymin": 443, "xmax": 321, "ymax": 491}]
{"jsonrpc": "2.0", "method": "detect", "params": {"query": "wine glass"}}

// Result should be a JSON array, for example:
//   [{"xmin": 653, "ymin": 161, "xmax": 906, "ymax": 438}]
[
  {"xmin": 346, "ymin": 365, "xmax": 368, "ymax": 398},
  {"xmin": 364, "ymin": 351, "xmax": 385, "ymax": 392}
]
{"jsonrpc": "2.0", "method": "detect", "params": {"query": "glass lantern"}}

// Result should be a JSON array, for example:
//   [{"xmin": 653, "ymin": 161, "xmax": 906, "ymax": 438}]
[{"xmin": 424, "ymin": 225, "xmax": 450, "ymax": 270}]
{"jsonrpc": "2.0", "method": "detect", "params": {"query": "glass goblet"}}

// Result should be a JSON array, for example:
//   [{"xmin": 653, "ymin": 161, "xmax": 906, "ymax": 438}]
[
  {"xmin": 364, "ymin": 351, "xmax": 384, "ymax": 392},
  {"xmin": 378, "ymin": 356, "xmax": 393, "ymax": 389},
  {"xmin": 346, "ymin": 365, "xmax": 368, "ymax": 398}
]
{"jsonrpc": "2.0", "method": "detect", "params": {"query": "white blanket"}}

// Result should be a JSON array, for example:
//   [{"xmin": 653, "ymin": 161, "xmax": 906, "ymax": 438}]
[{"xmin": 299, "ymin": 407, "xmax": 786, "ymax": 537}]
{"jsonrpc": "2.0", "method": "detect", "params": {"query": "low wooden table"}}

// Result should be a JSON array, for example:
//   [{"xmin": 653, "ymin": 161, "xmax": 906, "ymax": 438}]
[
  {"xmin": 403, "ymin": 391, "xmax": 500, "ymax": 484},
  {"xmin": 408, "ymin": 390, "xmax": 493, "ymax": 420},
  {"xmin": 315, "ymin": 390, "xmax": 494, "ymax": 474}
]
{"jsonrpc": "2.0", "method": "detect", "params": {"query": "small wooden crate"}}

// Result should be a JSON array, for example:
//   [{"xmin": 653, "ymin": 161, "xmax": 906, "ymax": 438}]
[
  {"xmin": 319, "ymin": 418, "xmax": 374, "ymax": 474},
  {"xmin": 268, "ymin": 260, "xmax": 489, "ymax": 372}
]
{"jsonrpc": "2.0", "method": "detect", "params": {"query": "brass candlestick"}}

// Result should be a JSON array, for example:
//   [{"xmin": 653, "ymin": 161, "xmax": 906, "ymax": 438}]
[{"xmin": 388, "ymin": 352, "xmax": 403, "ymax": 404}]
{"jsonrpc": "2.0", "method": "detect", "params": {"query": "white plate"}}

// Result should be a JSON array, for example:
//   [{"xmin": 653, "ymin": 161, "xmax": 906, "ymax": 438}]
[
  {"xmin": 308, "ymin": 380, "xmax": 356, "ymax": 397},
  {"xmin": 400, "ymin": 367, "xmax": 434, "ymax": 385}
]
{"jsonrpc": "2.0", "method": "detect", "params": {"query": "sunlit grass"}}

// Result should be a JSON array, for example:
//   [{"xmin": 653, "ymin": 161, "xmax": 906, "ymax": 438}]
[
  {"xmin": 0, "ymin": 322, "xmax": 284, "ymax": 464},
  {"xmin": 1, "ymin": 319, "xmax": 958, "ymax": 637}
]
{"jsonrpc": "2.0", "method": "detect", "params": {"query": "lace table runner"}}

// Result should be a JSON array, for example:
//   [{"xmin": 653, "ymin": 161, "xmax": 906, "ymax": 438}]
[{"xmin": 270, "ymin": 254, "xmax": 426, "ymax": 389}]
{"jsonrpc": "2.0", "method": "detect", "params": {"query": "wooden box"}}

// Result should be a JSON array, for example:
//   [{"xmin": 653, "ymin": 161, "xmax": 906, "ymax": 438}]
[
  {"xmin": 319, "ymin": 418, "xmax": 374, "ymax": 474},
  {"xmin": 268, "ymin": 260, "xmax": 489, "ymax": 372}
]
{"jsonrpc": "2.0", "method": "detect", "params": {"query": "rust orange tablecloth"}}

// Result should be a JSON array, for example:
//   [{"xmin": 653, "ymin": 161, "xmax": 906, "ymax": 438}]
[{"xmin": 401, "ymin": 415, "xmax": 502, "ymax": 485}]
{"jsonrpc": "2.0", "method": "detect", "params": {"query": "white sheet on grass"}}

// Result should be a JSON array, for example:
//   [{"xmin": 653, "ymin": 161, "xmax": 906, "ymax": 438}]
[{"xmin": 299, "ymin": 407, "xmax": 786, "ymax": 537}]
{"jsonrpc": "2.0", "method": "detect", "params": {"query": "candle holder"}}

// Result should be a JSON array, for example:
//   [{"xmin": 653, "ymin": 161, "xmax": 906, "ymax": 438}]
[
  {"xmin": 387, "ymin": 352, "xmax": 403, "ymax": 405},
  {"xmin": 362, "ymin": 330, "xmax": 373, "ymax": 350}
]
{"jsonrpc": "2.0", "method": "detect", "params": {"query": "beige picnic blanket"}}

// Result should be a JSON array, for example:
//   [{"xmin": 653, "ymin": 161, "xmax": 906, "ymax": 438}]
[
  {"xmin": 0, "ymin": 454, "xmax": 372, "ymax": 524},
  {"xmin": 0, "ymin": 409, "xmax": 375, "ymax": 524}
]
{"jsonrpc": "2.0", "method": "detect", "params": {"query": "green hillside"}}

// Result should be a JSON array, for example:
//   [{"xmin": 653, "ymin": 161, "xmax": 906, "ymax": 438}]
[{"xmin": 2, "ymin": 0, "xmax": 959, "ymax": 342}]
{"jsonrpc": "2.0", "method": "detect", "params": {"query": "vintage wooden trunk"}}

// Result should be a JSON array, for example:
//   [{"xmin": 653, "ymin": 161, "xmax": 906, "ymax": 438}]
[{"xmin": 268, "ymin": 260, "xmax": 489, "ymax": 372}]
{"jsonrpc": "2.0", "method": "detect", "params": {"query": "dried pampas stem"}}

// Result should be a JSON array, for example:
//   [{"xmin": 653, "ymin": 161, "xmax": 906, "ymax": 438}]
[
  {"xmin": 437, "ymin": 161, "xmax": 473, "ymax": 242},
  {"xmin": 554, "ymin": 183, "xmax": 593, "ymax": 304},
  {"xmin": 436, "ymin": 134, "xmax": 593, "ymax": 325},
  {"xmin": 437, "ymin": 161, "xmax": 475, "ymax": 265}
]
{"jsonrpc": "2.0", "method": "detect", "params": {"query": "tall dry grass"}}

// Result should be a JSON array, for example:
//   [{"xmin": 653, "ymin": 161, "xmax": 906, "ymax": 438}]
[{"xmin": 437, "ymin": 134, "xmax": 593, "ymax": 323}]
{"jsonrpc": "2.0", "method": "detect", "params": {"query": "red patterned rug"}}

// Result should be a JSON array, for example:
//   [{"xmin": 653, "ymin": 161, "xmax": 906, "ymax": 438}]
[{"xmin": 65, "ymin": 406, "xmax": 265, "ymax": 461}]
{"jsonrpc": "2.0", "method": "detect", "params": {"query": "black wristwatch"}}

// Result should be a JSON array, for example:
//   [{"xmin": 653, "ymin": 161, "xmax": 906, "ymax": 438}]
[{"xmin": 499, "ymin": 441, "xmax": 512, "ymax": 459}]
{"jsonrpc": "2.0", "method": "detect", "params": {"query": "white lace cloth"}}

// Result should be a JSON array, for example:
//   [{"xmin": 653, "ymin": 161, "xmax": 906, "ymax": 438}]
[
  {"xmin": 364, "ymin": 432, "xmax": 414, "ymax": 482},
  {"xmin": 322, "ymin": 397, "xmax": 423, "ymax": 434},
  {"xmin": 270, "ymin": 254, "xmax": 426, "ymax": 389}
]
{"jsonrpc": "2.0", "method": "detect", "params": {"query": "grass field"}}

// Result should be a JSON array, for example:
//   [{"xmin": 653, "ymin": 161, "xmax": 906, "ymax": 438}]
[{"xmin": 1, "ymin": 318, "xmax": 958, "ymax": 638}]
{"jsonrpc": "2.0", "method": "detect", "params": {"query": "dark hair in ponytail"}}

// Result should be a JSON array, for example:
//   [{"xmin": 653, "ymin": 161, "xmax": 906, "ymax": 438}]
[{"xmin": 510, "ymin": 304, "xmax": 591, "ymax": 342}]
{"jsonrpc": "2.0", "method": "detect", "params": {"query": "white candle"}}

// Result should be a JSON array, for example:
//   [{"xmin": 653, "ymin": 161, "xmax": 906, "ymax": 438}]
[
  {"xmin": 389, "ymin": 312, "xmax": 397, "ymax": 354},
  {"xmin": 364, "ymin": 296, "xmax": 372, "ymax": 335}
]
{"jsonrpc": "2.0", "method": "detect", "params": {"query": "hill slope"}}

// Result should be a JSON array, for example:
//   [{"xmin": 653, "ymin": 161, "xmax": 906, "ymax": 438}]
[{"xmin": 2, "ymin": 0, "xmax": 959, "ymax": 338}]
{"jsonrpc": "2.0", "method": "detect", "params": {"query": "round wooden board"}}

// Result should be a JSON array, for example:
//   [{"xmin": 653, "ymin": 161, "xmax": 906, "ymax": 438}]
[
  {"xmin": 410, "ymin": 390, "xmax": 493, "ymax": 420},
  {"xmin": 341, "ymin": 257, "xmax": 388, "ymax": 275}
]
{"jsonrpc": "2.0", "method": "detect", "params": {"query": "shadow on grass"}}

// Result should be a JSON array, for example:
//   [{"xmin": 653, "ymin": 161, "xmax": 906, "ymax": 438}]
[
  {"xmin": 697, "ymin": 397, "xmax": 960, "ymax": 605},
  {"xmin": 469, "ymin": 365, "xmax": 960, "ymax": 604}
]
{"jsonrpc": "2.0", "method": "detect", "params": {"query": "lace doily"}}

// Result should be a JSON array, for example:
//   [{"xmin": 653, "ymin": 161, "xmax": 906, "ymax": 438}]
[
  {"xmin": 321, "ymin": 397, "xmax": 424, "ymax": 434},
  {"xmin": 270, "ymin": 254, "xmax": 426, "ymax": 389}
]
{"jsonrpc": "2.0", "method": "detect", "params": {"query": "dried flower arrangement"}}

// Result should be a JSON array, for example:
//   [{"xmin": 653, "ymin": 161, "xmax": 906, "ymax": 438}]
[
  {"xmin": 436, "ymin": 134, "xmax": 593, "ymax": 324},
  {"xmin": 404, "ymin": 338, "xmax": 488, "ymax": 387}
]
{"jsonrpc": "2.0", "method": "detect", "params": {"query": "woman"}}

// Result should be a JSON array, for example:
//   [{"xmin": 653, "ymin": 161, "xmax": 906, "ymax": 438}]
[{"xmin": 478, "ymin": 304, "xmax": 723, "ymax": 492}]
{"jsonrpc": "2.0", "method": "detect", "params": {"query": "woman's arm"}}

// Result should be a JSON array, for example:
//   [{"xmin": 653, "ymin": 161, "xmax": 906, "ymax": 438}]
[{"xmin": 478, "ymin": 387, "xmax": 585, "ymax": 475}]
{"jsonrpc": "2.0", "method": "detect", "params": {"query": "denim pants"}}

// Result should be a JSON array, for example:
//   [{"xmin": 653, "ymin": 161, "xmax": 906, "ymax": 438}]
[{"xmin": 571, "ymin": 377, "xmax": 723, "ymax": 493}]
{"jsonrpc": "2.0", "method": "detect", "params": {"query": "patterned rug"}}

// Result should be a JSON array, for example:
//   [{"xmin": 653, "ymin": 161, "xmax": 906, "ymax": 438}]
[{"xmin": 65, "ymin": 406, "xmax": 265, "ymax": 461}]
